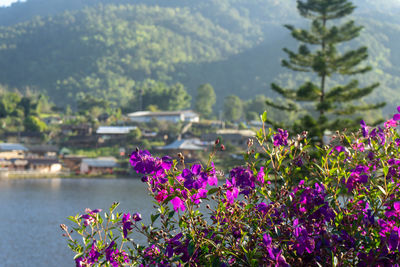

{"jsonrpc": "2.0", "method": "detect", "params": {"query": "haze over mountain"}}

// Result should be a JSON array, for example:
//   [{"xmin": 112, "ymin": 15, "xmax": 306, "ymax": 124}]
[{"xmin": 0, "ymin": 0, "xmax": 399, "ymax": 115}]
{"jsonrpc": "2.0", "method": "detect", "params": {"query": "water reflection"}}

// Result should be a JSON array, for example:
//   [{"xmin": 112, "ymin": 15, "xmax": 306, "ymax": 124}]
[{"xmin": 0, "ymin": 178, "xmax": 153, "ymax": 267}]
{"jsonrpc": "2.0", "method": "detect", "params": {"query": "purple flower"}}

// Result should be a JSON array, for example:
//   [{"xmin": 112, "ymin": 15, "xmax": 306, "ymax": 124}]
[
  {"xmin": 181, "ymin": 164, "xmax": 207, "ymax": 190},
  {"xmin": 360, "ymin": 120, "xmax": 368, "ymax": 137},
  {"xmin": 122, "ymin": 213, "xmax": 133, "ymax": 238},
  {"xmin": 143, "ymin": 244, "xmax": 161, "ymax": 259},
  {"xmin": 88, "ymin": 242, "xmax": 100, "ymax": 264},
  {"xmin": 171, "ymin": 197, "xmax": 186, "ymax": 212},
  {"xmin": 393, "ymin": 106, "xmax": 400, "ymax": 121},
  {"xmin": 81, "ymin": 208, "xmax": 101, "ymax": 226},
  {"xmin": 130, "ymin": 150, "xmax": 172, "ymax": 176},
  {"xmin": 388, "ymin": 230, "xmax": 399, "ymax": 251},
  {"xmin": 343, "ymin": 165, "xmax": 370, "ymax": 191},
  {"xmin": 273, "ymin": 129, "xmax": 289, "ymax": 146},
  {"xmin": 262, "ymin": 234, "xmax": 289, "ymax": 266},
  {"xmin": 378, "ymin": 127, "xmax": 386, "ymax": 145},
  {"xmin": 229, "ymin": 167, "xmax": 255, "ymax": 195},
  {"xmin": 257, "ymin": 202, "xmax": 269, "ymax": 214},
  {"xmin": 105, "ymin": 241, "xmax": 118, "ymax": 266},
  {"xmin": 75, "ymin": 257, "xmax": 85, "ymax": 267},
  {"xmin": 166, "ymin": 233, "xmax": 183, "ymax": 258},
  {"xmin": 292, "ymin": 219, "xmax": 315, "ymax": 255},
  {"xmin": 396, "ymin": 139, "xmax": 400, "ymax": 146},
  {"xmin": 132, "ymin": 212, "xmax": 142, "ymax": 222}
]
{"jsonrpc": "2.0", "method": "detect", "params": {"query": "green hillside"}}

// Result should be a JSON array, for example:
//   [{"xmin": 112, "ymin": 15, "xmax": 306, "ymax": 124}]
[{"xmin": 0, "ymin": 0, "xmax": 399, "ymax": 115}]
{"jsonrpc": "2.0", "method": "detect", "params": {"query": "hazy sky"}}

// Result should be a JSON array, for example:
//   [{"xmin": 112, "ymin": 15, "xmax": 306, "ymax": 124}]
[{"xmin": 0, "ymin": 0, "xmax": 25, "ymax": 7}]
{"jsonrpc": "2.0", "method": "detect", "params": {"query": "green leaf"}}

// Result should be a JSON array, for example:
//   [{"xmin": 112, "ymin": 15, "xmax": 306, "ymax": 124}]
[
  {"xmin": 211, "ymin": 256, "xmax": 221, "ymax": 267},
  {"xmin": 151, "ymin": 214, "xmax": 160, "ymax": 224},
  {"xmin": 168, "ymin": 210, "xmax": 175, "ymax": 219},
  {"xmin": 188, "ymin": 241, "xmax": 195, "ymax": 256},
  {"xmin": 73, "ymin": 253, "xmax": 84, "ymax": 260},
  {"xmin": 261, "ymin": 111, "xmax": 267, "ymax": 122},
  {"xmin": 383, "ymin": 166, "xmax": 389, "ymax": 177},
  {"xmin": 168, "ymin": 176, "xmax": 174, "ymax": 186},
  {"xmin": 377, "ymin": 185, "xmax": 387, "ymax": 196},
  {"xmin": 207, "ymin": 187, "xmax": 219, "ymax": 196}
]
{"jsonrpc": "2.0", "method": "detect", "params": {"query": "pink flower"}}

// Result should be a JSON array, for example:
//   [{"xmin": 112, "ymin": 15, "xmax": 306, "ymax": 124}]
[
  {"xmin": 170, "ymin": 197, "xmax": 186, "ymax": 212},
  {"xmin": 207, "ymin": 163, "xmax": 218, "ymax": 186},
  {"xmin": 191, "ymin": 188, "xmax": 208, "ymax": 204},
  {"xmin": 155, "ymin": 189, "xmax": 168, "ymax": 203},
  {"xmin": 226, "ymin": 178, "xmax": 239, "ymax": 204},
  {"xmin": 384, "ymin": 118, "xmax": 397, "ymax": 128},
  {"xmin": 257, "ymin": 167, "xmax": 265, "ymax": 184}
]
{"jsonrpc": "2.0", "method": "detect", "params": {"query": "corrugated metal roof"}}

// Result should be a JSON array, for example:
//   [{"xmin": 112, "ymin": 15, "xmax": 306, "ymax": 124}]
[
  {"xmin": 96, "ymin": 126, "xmax": 137, "ymax": 134},
  {"xmin": 28, "ymin": 158, "xmax": 60, "ymax": 165},
  {"xmin": 81, "ymin": 157, "xmax": 118, "ymax": 168},
  {"xmin": 0, "ymin": 143, "xmax": 28, "ymax": 151},
  {"xmin": 158, "ymin": 139, "xmax": 204, "ymax": 150},
  {"xmin": 127, "ymin": 110, "xmax": 198, "ymax": 117},
  {"xmin": 27, "ymin": 145, "xmax": 59, "ymax": 152}
]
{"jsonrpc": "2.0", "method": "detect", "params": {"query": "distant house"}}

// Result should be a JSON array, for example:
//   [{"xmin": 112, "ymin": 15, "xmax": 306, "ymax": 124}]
[
  {"xmin": 62, "ymin": 155, "xmax": 85, "ymax": 174},
  {"xmin": 61, "ymin": 124, "xmax": 93, "ymax": 136},
  {"xmin": 127, "ymin": 110, "xmax": 200, "ymax": 123},
  {"xmin": 80, "ymin": 157, "xmax": 119, "ymax": 175},
  {"xmin": 27, "ymin": 145, "xmax": 59, "ymax": 158},
  {"xmin": 27, "ymin": 158, "xmax": 62, "ymax": 173},
  {"xmin": 0, "ymin": 158, "xmax": 28, "ymax": 171},
  {"xmin": 0, "ymin": 143, "xmax": 28, "ymax": 159},
  {"xmin": 9, "ymin": 159, "xmax": 29, "ymax": 171},
  {"xmin": 65, "ymin": 135, "xmax": 98, "ymax": 148},
  {"xmin": 156, "ymin": 138, "xmax": 206, "ymax": 158},
  {"xmin": 96, "ymin": 126, "xmax": 137, "ymax": 135}
]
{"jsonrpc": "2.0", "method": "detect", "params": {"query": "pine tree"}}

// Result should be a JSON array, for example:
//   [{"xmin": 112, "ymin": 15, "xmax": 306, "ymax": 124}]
[{"xmin": 266, "ymin": 0, "xmax": 385, "ymax": 141}]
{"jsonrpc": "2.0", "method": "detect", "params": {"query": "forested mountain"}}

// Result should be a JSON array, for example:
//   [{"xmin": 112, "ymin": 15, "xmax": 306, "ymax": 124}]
[{"xmin": 0, "ymin": 0, "xmax": 399, "ymax": 115}]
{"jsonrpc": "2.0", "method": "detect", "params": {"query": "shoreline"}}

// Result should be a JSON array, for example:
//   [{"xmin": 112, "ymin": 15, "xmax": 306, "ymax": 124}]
[{"xmin": 1, "ymin": 170, "xmax": 140, "ymax": 179}]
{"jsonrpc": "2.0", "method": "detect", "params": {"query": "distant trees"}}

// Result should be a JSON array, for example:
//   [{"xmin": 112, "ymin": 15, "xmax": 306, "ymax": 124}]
[
  {"xmin": 77, "ymin": 93, "xmax": 110, "ymax": 116},
  {"xmin": 0, "ymin": 90, "xmax": 50, "ymax": 132},
  {"xmin": 223, "ymin": 95, "xmax": 243, "ymax": 122},
  {"xmin": 132, "ymin": 82, "xmax": 191, "ymax": 112},
  {"xmin": 194, "ymin": 84, "xmax": 216, "ymax": 119},
  {"xmin": 266, "ymin": 0, "xmax": 385, "ymax": 141},
  {"xmin": 243, "ymin": 95, "xmax": 268, "ymax": 121},
  {"xmin": 24, "ymin": 115, "xmax": 47, "ymax": 132}
]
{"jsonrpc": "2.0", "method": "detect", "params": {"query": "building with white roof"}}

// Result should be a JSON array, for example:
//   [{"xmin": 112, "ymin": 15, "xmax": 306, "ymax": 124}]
[{"xmin": 127, "ymin": 110, "xmax": 199, "ymax": 123}]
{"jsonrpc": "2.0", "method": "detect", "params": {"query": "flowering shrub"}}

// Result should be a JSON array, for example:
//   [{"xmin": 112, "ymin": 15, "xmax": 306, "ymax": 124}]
[{"xmin": 62, "ymin": 109, "xmax": 400, "ymax": 266}]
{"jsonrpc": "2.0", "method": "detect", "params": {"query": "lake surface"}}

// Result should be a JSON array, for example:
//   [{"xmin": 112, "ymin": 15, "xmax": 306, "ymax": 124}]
[{"xmin": 0, "ymin": 178, "xmax": 153, "ymax": 267}]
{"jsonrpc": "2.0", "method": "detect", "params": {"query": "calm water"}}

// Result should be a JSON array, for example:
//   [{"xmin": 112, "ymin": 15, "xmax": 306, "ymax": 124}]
[{"xmin": 0, "ymin": 178, "xmax": 153, "ymax": 267}]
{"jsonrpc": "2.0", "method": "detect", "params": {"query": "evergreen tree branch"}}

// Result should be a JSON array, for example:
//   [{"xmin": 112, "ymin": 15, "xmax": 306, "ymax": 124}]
[
  {"xmin": 265, "ymin": 98, "xmax": 298, "ymax": 111},
  {"xmin": 332, "ymin": 102, "xmax": 386, "ymax": 115}
]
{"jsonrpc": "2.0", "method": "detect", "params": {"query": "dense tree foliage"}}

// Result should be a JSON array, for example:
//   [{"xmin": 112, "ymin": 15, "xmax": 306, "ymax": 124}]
[
  {"xmin": 125, "ymin": 81, "xmax": 191, "ymax": 112},
  {"xmin": 194, "ymin": 84, "xmax": 216, "ymax": 119},
  {"xmin": 0, "ymin": 88, "xmax": 50, "ymax": 132},
  {"xmin": 0, "ymin": 0, "xmax": 399, "ymax": 117},
  {"xmin": 223, "ymin": 95, "xmax": 243, "ymax": 122}
]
